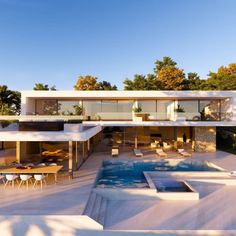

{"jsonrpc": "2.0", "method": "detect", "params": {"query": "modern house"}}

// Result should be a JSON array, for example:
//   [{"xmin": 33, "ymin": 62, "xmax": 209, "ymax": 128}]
[{"xmin": 0, "ymin": 90, "xmax": 236, "ymax": 174}]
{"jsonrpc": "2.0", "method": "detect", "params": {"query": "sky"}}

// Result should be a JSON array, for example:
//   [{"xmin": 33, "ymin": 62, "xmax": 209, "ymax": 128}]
[{"xmin": 0, "ymin": 0, "xmax": 236, "ymax": 91}]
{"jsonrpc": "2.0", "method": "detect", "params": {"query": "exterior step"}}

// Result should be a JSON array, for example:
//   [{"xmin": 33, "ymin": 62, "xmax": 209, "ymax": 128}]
[
  {"xmin": 83, "ymin": 191, "xmax": 97, "ymax": 216},
  {"xmin": 97, "ymin": 196, "xmax": 108, "ymax": 226},
  {"xmin": 90, "ymin": 194, "xmax": 103, "ymax": 221}
]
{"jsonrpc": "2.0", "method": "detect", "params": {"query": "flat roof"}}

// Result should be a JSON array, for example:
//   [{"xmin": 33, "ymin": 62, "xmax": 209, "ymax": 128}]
[{"xmin": 21, "ymin": 90, "xmax": 236, "ymax": 99}]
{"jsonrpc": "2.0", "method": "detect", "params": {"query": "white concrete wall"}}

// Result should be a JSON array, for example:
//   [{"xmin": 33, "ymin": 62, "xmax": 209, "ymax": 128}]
[{"xmin": 0, "ymin": 125, "xmax": 102, "ymax": 141}]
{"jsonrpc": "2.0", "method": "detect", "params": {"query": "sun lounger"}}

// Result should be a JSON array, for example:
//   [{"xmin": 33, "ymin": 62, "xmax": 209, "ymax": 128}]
[
  {"xmin": 178, "ymin": 149, "xmax": 192, "ymax": 157},
  {"xmin": 156, "ymin": 148, "xmax": 167, "ymax": 158},
  {"xmin": 230, "ymin": 171, "xmax": 236, "ymax": 177},
  {"xmin": 111, "ymin": 147, "xmax": 119, "ymax": 157},
  {"xmin": 134, "ymin": 149, "xmax": 143, "ymax": 157},
  {"xmin": 163, "ymin": 142, "xmax": 172, "ymax": 151}
]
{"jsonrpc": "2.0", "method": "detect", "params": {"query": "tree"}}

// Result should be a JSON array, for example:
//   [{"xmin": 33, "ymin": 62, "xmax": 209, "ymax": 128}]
[
  {"xmin": 74, "ymin": 75, "xmax": 117, "ymax": 90},
  {"xmin": 124, "ymin": 74, "xmax": 161, "ymax": 90},
  {"xmin": 157, "ymin": 66, "xmax": 185, "ymax": 90},
  {"xmin": 97, "ymin": 81, "xmax": 117, "ymax": 90},
  {"xmin": 154, "ymin": 57, "xmax": 177, "ymax": 74},
  {"xmin": 0, "ymin": 85, "xmax": 21, "ymax": 115},
  {"xmin": 201, "ymin": 63, "xmax": 236, "ymax": 90},
  {"xmin": 184, "ymin": 72, "xmax": 202, "ymax": 90},
  {"xmin": 33, "ymin": 83, "xmax": 56, "ymax": 91},
  {"xmin": 153, "ymin": 57, "xmax": 186, "ymax": 90},
  {"xmin": 74, "ymin": 76, "xmax": 100, "ymax": 90}
]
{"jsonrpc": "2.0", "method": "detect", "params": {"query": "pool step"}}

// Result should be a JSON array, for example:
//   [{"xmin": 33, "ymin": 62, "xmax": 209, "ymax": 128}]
[
  {"xmin": 90, "ymin": 194, "xmax": 103, "ymax": 221},
  {"xmin": 97, "ymin": 196, "xmax": 108, "ymax": 226},
  {"xmin": 83, "ymin": 190, "xmax": 108, "ymax": 226},
  {"xmin": 83, "ymin": 191, "xmax": 97, "ymax": 216}
]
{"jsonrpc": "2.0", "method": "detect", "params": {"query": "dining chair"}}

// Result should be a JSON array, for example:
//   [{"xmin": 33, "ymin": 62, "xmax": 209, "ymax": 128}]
[
  {"xmin": 37, "ymin": 163, "xmax": 46, "ymax": 167},
  {"xmin": 26, "ymin": 163, "xmax": 35, "ymax": 167},
  {"xmin": 49, "ymin": 163, "xmax": 57, "ymax": 166},
  {"xmin": 18, "ymin": 174, "xmax": 33, "ymax": 189},
  {"xmin": 33, "ymin": 174, "xmax": 46, "ymax": 189},
  {"xmin": 4, "ymin": 174, "xmax": 19, "ymax": 188}
]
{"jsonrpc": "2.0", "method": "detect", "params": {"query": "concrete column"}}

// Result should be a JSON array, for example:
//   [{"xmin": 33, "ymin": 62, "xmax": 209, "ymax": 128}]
[
  {"xmin": 194, "ymin": 127, "xmax": 216, "ymax": 152},
  {"xmin": 16, "ymin": 141, "xmax": 20, "ymax": 163},
  {"xmin": 134, "ymin": 137, "xmax": 138, "ymax": 149},
  {"xmin": 68, "ymin": 141, "xmax": 73, "ymax": 171},
  {"xmin": 82, "ymin": 141, "xmax": 85, "ymax": 160},
  {"xmin": 87, "ymin": 139, "xmax": 90, "ymax": 151},
  {"xmin": 75, "ymin": 141, "xmax": 78, "ymax": 164}
]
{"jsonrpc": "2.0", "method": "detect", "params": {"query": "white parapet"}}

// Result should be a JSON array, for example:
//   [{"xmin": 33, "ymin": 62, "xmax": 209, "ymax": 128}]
[{"xmin": 64, "ymin": 123, "xmax": 84, "ymax": 132}]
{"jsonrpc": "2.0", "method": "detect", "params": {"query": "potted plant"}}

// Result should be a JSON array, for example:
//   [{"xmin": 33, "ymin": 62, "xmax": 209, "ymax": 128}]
[
  {"xmin": 73, "ymin": 105, "xmax": 83, "ymax": 116},
  {"xmin": 132, "ymin": 106, "xmax": 144, "ymax": 121},
  {"xmin": 132, "ymin": 106, "xmax": 142, "ymax": 113},
  {"xmin": 174, "ymin": 104, "xmax": 186, "ymax": 121}
]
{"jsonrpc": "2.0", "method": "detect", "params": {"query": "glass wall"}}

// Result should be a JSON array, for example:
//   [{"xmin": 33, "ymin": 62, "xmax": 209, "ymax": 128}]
[
  {"xmin": 157, "ymin": 100, "xmax": 174, "ymax": 120},
  {"xmin": 117, "ymin": 100, "xmax": 133, "ymax": 120},
  {"xmin": 101, "ymin": 100, "xmax": 117, "ymax": 112},
  {"xmin": 34, "ymin": 98, "xmax": 227, "ymax": 121},
  {"xmin": 35, "ymin": 99, "xmax": 58, "ymax": 115},
  {"xmin": 138, "ymin": 100, "xmax": 156, "ymax": 112},
  {"xmin": 177, "ymin": 100, "xmax": 199, "ymax": 120},
  {"xmin": 138, "ymin": 100, "xmax": 156, "ymax": 120},
  {"xmin": 199, "ymin": 100, "xmax": 220, "ymax": 121},
  {"xmin": 83, "ymin": 100, "xmax": 101, "ymax": 120},
  {"xmin": 117, "ymin": 100, "xmax": 133, "ymax": 112},
  {"xmin": 58, "ymin": 100, "xmax": 81, "ymax": 115}
]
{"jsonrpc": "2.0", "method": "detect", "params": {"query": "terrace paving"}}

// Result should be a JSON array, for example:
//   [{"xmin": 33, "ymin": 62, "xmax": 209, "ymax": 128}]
[{"xmin": 0, "ymin": 148, "xmax": 236, "ymax": 234}]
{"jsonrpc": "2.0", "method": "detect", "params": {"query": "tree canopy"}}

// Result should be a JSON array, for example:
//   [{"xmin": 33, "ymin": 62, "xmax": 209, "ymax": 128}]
[
  {"xmin": 201, "ymin": 63, "xmax": 236, "ymax": 90},
  {"xmin": 124, "ymin": 57, "xmax": 236, "ymax": 91},
  {"xmin": 0, "ymin": 85, "xmax": 21, "ymax": 115},
  {"xmin": 124, "ymin": 74, "xmax": 160, "ymax": 90},
  {"xmin": 154, "ymin": 57, "xmax": 177, "ymax": 74},
  {"xmin": 74, "ymin": 75, "xmax": 117, "ymax": 90},
  {"xmin": 157, "ymin": 65, "xmax": 185, "ymax": 90},
  {"xmin": 33, "ymin": 83, "xmax": 56, "ymax": 91}
]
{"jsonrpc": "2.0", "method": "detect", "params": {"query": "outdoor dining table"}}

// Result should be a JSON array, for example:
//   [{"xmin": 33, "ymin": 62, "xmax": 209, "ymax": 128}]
[{"xmin": 0, "ymin": 165, "xmax": 63, "ymax": 183}]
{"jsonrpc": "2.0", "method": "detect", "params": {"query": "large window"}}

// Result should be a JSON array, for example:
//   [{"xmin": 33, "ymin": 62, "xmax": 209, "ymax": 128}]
[
  {"xmin": 117, "ymin": 100, "xmax": 133, "ymax": 112},
  {"xmin": 157, "ymin": 100, "xmax": 174, "ymax": 120},
  {"xmin": 83, "ymin": 100, "xmax": 101, "ymax": 120},
  {"xmin": 177, "ymin": 100, "xmax": 199, "ymax": 120},
  {"xmin": 101, "ymin": 100, "xmax": 117, "ymax": 112},
  {"xmin": 35, "ymin": 99, "xmax": 58, "ymax": 115},
  {"xmin": 138, "ymin": 100, "xmax": 156, "ymax": 113},
  {"xmin": 199, "ymin": 100, "xmax": 220, "ymax": 121},
  {"xmin": 58, "ymin": 100, "xmax": 81, "ymax": 115}
]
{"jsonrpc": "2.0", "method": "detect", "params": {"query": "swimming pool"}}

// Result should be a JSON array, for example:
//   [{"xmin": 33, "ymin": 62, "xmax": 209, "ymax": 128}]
[{"xmin": 95, "ymin": 160, "xmax": 222, "ymax": 188}]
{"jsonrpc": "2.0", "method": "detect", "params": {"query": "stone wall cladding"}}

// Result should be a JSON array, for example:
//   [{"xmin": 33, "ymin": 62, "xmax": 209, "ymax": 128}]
[{"xmin": 194, "ymin": 127, "xmax": 216, "ymax": 152}]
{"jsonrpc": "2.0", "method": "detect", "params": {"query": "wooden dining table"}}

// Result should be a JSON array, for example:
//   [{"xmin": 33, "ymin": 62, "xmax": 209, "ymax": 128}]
[{"xmin": 0, "ymin": 165, "xmax": 63, "ymax": 183}]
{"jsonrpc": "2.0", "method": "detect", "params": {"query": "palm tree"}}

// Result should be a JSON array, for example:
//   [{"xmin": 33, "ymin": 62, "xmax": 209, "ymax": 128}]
[{"xmin": 0, "ymin": 85, "xmax": 21, "ymax": 115}]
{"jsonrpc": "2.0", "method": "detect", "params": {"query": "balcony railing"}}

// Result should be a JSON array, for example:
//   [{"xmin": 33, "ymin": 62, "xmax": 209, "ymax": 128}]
[{"xmin": 0, "ymin": 111, "xmax": 233, "ymax": 123}]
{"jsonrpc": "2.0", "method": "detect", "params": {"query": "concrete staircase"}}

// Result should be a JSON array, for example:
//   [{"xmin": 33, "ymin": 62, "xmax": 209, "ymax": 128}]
[{"xmin": 83, "ymin": 190, "xmax": 108, "ymax": 226}]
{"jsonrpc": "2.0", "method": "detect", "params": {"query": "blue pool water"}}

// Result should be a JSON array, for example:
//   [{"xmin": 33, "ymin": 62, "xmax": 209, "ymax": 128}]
[{"xmin": 95, "ymin": 160, "xmax": 221, "ymax": 188}]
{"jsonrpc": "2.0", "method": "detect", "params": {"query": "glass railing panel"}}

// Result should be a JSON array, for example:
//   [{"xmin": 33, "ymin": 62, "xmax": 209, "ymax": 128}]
[{"xmin": 96, "ymin": 112, "xmax": 132, "ymax": 120}]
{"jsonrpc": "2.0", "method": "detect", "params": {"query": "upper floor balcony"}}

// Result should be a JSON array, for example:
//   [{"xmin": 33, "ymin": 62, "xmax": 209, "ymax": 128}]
[
  {"xmin": 0, "ymin": 96, "xmax": 234, "ymax": 131},
  {"xmin": 22, "ymin": 97, "xmax": 232, "ymax": 121}
]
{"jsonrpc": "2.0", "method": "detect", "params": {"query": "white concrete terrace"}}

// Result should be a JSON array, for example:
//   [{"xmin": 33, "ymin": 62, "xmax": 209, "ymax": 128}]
[
  {"xmin": 83, "ymin": 120, "xmax": 236, "ymax": 127},
  {"xmin": 1, "ymin": 149, "xmax": 236, "ymax": 234},
  {"xmin": 0, "ymin": 124, "xmax": 102, "ymax": 141}
]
